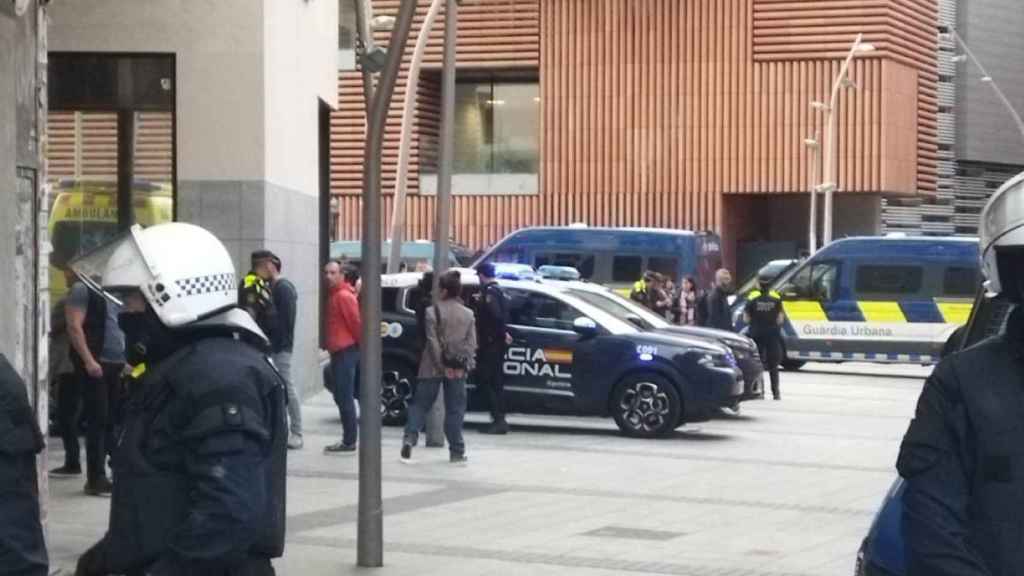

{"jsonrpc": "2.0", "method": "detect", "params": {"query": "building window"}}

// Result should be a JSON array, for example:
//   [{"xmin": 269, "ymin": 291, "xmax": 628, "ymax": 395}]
[
  {"xmin": 338, "ymin": 0, "xmax": 357, "ymax": 71},
  {"xmin": 421, "ymin": 78, "xmax": 539, "ymax": 195}
]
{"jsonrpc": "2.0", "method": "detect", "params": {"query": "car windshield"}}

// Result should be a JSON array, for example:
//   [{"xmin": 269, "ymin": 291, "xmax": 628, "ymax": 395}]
[
  {"xmin": 737, "ymin": 261, "xmax": 792, "ymax": 297},
  {"xmin": 565, "ymin": 287, "xmax": 669, "ymax": 330},
  {"xmin": 502, "ymin": 281, "xmax": 639, "ymax": 336}
]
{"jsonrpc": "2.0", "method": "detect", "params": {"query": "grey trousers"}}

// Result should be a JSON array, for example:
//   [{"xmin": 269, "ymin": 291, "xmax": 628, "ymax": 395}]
[{"xmin": 273, "ymin": 351, "xmax": 302, "ymax": 437}]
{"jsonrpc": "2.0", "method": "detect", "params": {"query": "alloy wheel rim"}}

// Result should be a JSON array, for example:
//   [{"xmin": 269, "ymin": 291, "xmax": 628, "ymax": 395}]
[
  {"xmin": 619, "ymin": 381, "xmax": 670, "ymax": 432},
  {"xmin": 380, "ymin": 370, "xmax": 412, "ymax": 419}
]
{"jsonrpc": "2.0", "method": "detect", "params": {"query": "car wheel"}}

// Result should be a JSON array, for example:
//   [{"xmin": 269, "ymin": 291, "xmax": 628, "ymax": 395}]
[
  {"xmin": 611, "ymin": 373, "xmax": 682, "ymax": 438},
  {"xmin": 381, "ymin": 359, "xmax": 414, "ymax": 426}
]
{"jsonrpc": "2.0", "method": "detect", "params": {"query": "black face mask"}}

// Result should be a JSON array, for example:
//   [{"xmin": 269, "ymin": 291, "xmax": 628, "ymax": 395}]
[
  {"xmin": 118, "ymin": 307, "xmax": 182, "ymax": 366},
  {"xmin": 118, "ymin": 311, "xmax": 151, "ymax": 366}
]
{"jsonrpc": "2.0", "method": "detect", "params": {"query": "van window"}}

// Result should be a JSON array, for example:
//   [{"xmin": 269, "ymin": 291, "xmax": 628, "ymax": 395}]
[
  {"xmin": 855, "ymin": 265, "xmax": 923, "ymax": 298},
  {"xmin": 534, "ymin": 252, "xmax": 595, "ymax": 279},
  {"xmin": 612, "ymin": 255, "xmax": 643, "ymax": 283},
  {"xmin": 648, "ymin": 256, "xmax": 679, "ymax": 281},
  {"xmin": 779, "ymin": 262, "xmax": 840, "ymax": 302},
  {"xmin": 943, "ymin": 267, "xmax": 979, "ymax": 297}
]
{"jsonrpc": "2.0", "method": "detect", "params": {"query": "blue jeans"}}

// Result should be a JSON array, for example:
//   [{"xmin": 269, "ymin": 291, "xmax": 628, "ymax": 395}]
[
  {"xmin": 329, "ymin": 347, "xmax": 359, "ymax": 446},
  {"xmin": 403, "ymin": 377, "xmax": 467, "ymax": 456}
]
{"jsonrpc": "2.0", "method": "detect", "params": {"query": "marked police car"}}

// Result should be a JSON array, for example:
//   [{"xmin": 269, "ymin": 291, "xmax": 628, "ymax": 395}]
[
  {"xmin": 558, "ymin": 281, "xmax": 765, "ymax": 401},
  {"xmin": 379, "ymin": 270, "xmax": 745, "ymax": 437}
]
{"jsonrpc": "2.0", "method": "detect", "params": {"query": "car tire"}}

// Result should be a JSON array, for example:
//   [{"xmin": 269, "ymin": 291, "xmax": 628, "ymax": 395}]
[
  {"xmin": 610, "ymin": 373, "xmax": 682, "ymax": 438},
  {"xmin": 381, "ymin": 359, "xmax": 415, "ymax": 426}
]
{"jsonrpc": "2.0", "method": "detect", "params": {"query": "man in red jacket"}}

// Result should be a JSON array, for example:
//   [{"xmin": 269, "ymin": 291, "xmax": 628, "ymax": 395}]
[{"xmin": 324, "ymin": 260, "xmax": 362, "ymax": 453}]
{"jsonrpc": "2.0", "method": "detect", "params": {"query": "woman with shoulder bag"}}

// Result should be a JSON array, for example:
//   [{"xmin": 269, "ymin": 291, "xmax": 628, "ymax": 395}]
[{"xmin": 401, "ymin": 270, "xmax": 478, "ymax": 464}]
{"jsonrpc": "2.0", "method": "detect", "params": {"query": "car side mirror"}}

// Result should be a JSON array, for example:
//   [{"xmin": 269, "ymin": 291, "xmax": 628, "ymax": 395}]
[
  {"xmin": 573, "ymin": 317, "xmax": 599, "ymax": 338},
  {"xmin": 625, "ymin": 314, "xmax": 645, "ymax": 329}
]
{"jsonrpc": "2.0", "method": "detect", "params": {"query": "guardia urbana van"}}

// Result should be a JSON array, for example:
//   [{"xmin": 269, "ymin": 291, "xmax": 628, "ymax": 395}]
[{"xmin": 735, "ymin": 236, "xmax": 980, "ymax": 368}]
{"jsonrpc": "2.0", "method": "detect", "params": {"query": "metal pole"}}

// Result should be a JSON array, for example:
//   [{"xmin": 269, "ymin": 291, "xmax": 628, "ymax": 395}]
[
  {"xmin": 357, "ymin": 0, "xmax": 418, "ymax": 567},
  {"xmin": 948, "ymin": 28, "xmax": 1024, "ymax": 147},
  {"xmin": 432, "ymin": 0, "xmax": 457, "ymax": 293},
  {"xmin": 388, "ymin": 0, "xmax": 445, "ymax": 273},
  {"xmin": 353, "ymin": 0, "xmax": 377, "ymax": 108},
  {"xmin": 807, "ymin": 131, "xmax": 820, "ymax": 255},
  {"xmin": 822, "ymin": 34, "xmax": 863, "ymax": 245}
]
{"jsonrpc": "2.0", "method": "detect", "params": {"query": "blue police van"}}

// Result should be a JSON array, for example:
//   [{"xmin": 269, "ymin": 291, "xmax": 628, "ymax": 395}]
[
  {"xmin": 475, "ymin": 226, "xmax": 723, "ymax": 294},
  {"xmin": 733, "ymin": 236, "xmax": 980, "ymax": 369},
  {"xmin": 378, "ymin": 269, "xmax": 745, "ymax": 437}
]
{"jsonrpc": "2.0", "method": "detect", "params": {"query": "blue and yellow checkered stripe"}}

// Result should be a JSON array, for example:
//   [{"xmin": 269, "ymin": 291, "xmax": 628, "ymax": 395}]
[
  {"xmin": 789, "ymin": 350, "xmax": 938, "ymax": 363},
  {"xmin": 782, "ymin": 298, "xmax": 973, "ymax": 325}
]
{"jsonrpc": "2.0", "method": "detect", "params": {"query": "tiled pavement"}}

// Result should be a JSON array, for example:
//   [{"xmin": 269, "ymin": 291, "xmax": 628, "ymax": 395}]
[{"xmin": 45, "ymin": 362, "xmax": 928, "ymax": 575}]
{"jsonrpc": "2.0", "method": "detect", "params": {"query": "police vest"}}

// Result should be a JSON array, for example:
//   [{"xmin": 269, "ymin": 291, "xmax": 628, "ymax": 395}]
[
  {"xmin": 104, "ymin": 336, "xmax": 286, "ymax": 572},
  {"xmin": 745, "ymin": 289, "xmax": 783, "ymax": 339}
]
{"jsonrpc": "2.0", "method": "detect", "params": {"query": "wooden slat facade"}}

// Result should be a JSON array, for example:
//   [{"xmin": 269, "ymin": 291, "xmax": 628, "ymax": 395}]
[
  {"xmin": 47, "ymin": 111, "xmax": 174, "ymax": 185},
  {"xmin": 334, "ymin": 0, "xmax": 938, "ymax": 251}
]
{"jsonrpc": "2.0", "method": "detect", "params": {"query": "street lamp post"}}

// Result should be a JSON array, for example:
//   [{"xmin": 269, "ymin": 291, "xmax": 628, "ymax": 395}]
[
  {"xmin": 355, "ymin": 0, "xmax": 419, "ymax": 567},
  {"xmin": 387, "ymin": 0, "xmax": 445, "ymax": 274},
  {"xmin": 943, "ymin": 28, "xmax": 1024, "ymax": 147},
  {"xmin": 818, "ymin": 33, "xmax": 875, "ymax": 246},
  {"xmin": 804, "ymin": 132, "xmax": 821, "ymax": 254}
]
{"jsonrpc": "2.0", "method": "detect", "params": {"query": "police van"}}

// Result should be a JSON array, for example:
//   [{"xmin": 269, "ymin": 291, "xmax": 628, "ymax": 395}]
[
  {"xmin": 734, "ymin": 236, "xmax": 980, "ymax": 368},
  {"xmin": 475, "ymin": 226, "xmax": 723, "ymax": 295},
  {"xmin": 379, "ymin": 270, "xmax": 744, "ymax": 437}
]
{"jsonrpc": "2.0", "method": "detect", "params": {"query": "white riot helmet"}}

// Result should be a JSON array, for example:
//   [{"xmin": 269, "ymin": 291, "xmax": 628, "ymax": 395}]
[
  {"xmin": 72, "ymin": 223, "xmax": 238, "ymax": 327},
  {"xmin": 980, "ymin": 171, "xmax": 1024, "ymax": 301}
]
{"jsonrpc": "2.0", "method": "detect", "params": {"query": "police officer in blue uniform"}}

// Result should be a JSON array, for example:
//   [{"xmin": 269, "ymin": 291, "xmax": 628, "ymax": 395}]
[
  {"xmin": 475, "ymin": 263, "xmax": 512, "ymax": 434},
  {"xmin": 0, "ymin": 352, "xmax": 48, "ymax": 576},
  {"xmin": 744, "ymin": 270, "xmax": 784, "ymax": 400},
  {"xmin": 898, "ymin": 172, "xmax": 1024, "ymax": 576},
  {"xmin": 72, "ymin": 223, "xmax": 286, "ymax": 576}
]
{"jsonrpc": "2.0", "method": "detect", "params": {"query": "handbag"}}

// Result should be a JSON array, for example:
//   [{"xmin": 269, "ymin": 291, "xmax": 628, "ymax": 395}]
[{"xmin": 433, "ymin": 304, "xmax": 468, "ymax": 370}]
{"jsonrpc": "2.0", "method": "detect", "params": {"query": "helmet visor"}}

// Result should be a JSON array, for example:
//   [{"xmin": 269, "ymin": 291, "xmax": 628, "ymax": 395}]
[
  {"xmin": 982, "ymin": 176, "xmax": 1024, "ymax": 253},
  {"xmin": 67, "ymin": 227, "xmax": 147, "ymax": 306}
]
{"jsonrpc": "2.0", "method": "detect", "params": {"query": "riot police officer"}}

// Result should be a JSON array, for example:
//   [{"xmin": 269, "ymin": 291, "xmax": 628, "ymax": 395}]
[
  {"xmin": 0, "ymin": 352, "xmax": 48, "ymax": 576},
  {"xmin": 743, "ymin": 271, "xmax": 784, "ymax": 400},
  {"xmin": 898, "ymin": 171, "xmax": 1024, "ymax": 576},
  {"xmin": 73, "ymin": 223, "xmax": 286, "ymax": 576}
]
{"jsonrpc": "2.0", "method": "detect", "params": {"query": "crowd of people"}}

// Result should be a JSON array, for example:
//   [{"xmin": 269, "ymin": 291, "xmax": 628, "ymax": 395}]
[{"xmin": 629, "ymin": 266, "xmax": 784, "ymax": 401}]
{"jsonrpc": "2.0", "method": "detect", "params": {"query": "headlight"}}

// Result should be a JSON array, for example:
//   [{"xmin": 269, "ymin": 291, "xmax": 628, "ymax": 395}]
[{"xmin": 698, "ymin": 351, "xmax": 736, "ymax": 369}]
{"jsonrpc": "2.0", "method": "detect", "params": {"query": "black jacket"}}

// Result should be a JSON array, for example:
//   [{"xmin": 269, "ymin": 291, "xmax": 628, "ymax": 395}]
[
  {"xmin": 475, "ymin": 281, "xmax": 508, "ymax": 348},
  {"xmin": 79, "ymin": 334, "xmax": 286, "ymax": 576},
  {"xmin": 898, "ymin": 306, "xmax": 1024, "ymax": 576},
  {"xmin": 0, "ymin": 353, "xmax": 48, "ymax": 576},
  {"xmin": 704, "ymin": 287, "xmax": 733, "ymax": 332}
]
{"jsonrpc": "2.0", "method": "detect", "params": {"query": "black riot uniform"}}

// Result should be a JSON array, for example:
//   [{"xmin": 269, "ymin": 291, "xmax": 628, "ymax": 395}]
[
  {"xmin": 76, "ymin": 312, "xmax": 286, "ymax": 576},
  {"xmin": 898, "ymin": 306, "xmax": 1024, "ymax": 576},
  {"xmin": 475, "ymin": 278, "xmax": 510, "ymax": 433},
  {"xmin": 744, "ymin": 286, "xmax": 784, "ymax": 400},
  {"xmin": 0, "ymin": 353, "xmax": 48, "ymax": 576}
]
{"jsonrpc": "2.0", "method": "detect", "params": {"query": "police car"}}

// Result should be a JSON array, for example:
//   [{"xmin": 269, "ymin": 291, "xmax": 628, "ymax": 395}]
[
  {"xmin": 379, "ymin": 270, "xmax": 745, "ymax": 437},
  {"xmin": 559, "ymin": 281, "xmax": 765, "ymax": 401}
]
